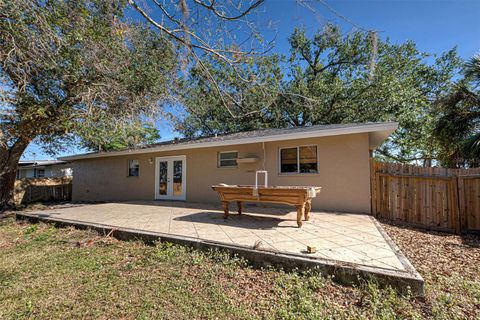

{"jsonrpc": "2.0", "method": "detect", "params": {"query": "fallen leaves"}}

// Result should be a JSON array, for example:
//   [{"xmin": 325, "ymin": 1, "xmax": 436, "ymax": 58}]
[
  {"xmin": 380, "ymin": 219, "xmax": 480, "ymax": 319},
  {"xmin": 380, "ymin": 220, "xmax": 480, "ymax": 280}
]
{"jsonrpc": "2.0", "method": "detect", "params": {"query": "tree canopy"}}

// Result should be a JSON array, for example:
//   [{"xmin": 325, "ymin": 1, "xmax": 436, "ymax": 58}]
[
  {"xmin": 433, "ymin": 54, "xmax": 480, "ymax": 167},
  {"xmin": 1, "ymin": 0, "xmax": 176, "ymax": 150},
  {"xmin": 175, "ymin": 24, "xmax": 462, "ymax": 165},
  {"xmin": 0, "ymin": 0, "xmax": 176, "ymax": 206}
]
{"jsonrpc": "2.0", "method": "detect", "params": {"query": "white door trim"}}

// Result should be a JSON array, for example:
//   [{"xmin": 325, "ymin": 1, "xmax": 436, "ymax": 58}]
[{"xmin": 154, "ymin": 155, "xmax": 187, "ymax": 200}]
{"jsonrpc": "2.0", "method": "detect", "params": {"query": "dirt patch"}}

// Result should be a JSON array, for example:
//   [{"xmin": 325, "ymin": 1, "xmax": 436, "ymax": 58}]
[
  {"xmin": 380, "ymin": 219, "xmax": 480, "ymax": 319},
  {"xmin": 380, "ymin": 220, "xmax": 480, "ymax": 280}
]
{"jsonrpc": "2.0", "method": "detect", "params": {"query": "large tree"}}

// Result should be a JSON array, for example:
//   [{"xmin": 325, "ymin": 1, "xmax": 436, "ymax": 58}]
[
  {"xmin": 176, "ymin": 25, "xmax": 461, "ymax": 165},
  {"xmin": 0, "ymin": 0, "xmax": 176, "ymax": 208}
]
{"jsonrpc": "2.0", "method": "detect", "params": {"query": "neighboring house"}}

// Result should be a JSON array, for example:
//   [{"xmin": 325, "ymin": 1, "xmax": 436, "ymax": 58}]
[
  {"xmin": 61, "ymin": 122, "xmax": 397, "ymax": 213},
  {"xmin": 17, "ymin": 160, "xmax": 73, "ymax": 179}
]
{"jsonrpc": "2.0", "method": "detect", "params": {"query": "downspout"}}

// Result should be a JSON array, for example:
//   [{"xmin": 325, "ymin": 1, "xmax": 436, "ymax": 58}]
[{"xmin": 262, "ymin": 141, "xmax": 266, "ymax": 170}]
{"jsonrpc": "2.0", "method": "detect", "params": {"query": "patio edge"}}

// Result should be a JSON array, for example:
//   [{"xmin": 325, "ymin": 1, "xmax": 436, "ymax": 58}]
[{"xmin": 16, "ymin": 212, "xmax": 424, "ymax": 297}]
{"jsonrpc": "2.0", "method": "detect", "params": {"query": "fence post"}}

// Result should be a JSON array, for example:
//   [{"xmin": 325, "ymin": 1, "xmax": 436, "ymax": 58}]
[
  {"xmin": 451, "ymin": 177, "xmax": 461, "ymax": 234},
  {"xmin": 375, "ymin": 172, "xmax": 382, "ymax": 217},
  {"xmin": 456, "ymin": 176, "xmax": 467, "ymax": 233}
]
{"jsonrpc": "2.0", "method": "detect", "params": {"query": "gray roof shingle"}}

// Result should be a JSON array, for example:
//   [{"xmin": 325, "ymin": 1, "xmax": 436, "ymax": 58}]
[
  {"xmin": 141, "ymin": 122, "xmax": 394, "ymax": 149},
  {"xmin": 61, "ymin": 121, "xmax": 397, "ymax": 160}
]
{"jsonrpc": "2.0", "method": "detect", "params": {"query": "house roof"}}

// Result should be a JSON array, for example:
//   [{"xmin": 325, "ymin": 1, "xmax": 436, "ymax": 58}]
[
  {"xmin": 18, "ymin": 160, "xmax": 69, "ymax": 168},
  {"xmin": 60, "ymin": 121, "xmax": 398, "ymax": 161}
]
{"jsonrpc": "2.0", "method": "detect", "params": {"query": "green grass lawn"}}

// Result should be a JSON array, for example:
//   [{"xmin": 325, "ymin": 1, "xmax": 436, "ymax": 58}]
[{"xmin": 0, "ymin": 213, "xmax": 479, "ymax": 319}]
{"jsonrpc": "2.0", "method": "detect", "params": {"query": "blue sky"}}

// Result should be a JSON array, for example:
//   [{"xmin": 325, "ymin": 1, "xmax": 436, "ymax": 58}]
[{"xmin": 23, "ymin": 0, "xmax": 480, "ymax": 160}]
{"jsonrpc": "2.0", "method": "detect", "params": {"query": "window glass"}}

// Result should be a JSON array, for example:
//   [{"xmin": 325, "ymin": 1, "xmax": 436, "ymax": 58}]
[
  {"xmin": 36, "ymin": 169, "xmax": 45, "ymax": 178},
  {"xmin": 280, "ymin": 146, "xmax": 318, "ymax": 174},
  {"xmin": 173, "ymin": 160, "xmax": 183, "ymax": 196},
  {"xmin": 299, "ymin": 146, "xmax": 318, "ymax": 173},
  {"xmin": 280, "ymin": 147, "xmax": 298, "ymax": 173},
  {"xmin": 128, "ymin": 159, "xmax": 139, "ymax": 176},
  {"xmin": 158, "ymin": 161, "xmax": 167, "ymax": 194},
  {"xmin": 218, "ymin": 151, "xmax": 238, "ymax": 167}
]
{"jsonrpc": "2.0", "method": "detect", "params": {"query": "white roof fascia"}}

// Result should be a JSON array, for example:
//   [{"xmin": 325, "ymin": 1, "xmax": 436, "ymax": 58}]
[{"xmin": 60, "ymin": 122, "xmax": 398, "ymax": 161}]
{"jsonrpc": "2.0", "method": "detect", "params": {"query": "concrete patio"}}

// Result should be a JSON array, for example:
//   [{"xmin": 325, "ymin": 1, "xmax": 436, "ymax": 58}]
[{"xmin": 16, "ymin": 201, "xmax": 424, "ymax": 295}]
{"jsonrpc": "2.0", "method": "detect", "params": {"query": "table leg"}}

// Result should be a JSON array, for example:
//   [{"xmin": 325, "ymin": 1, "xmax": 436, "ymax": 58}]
[
  {"xmin": 296, "ymin": 204, "xmax": 304, "ymax": 227},
  {"xmin": 237, "ymin": 201, "xmax": 243, "ymax": 215},
  {"xmin": 222, "ymin": 201, "xmax": 230, "ymax": 219},
  {"xmin": 304, "ymin": 200, "xmax": 312, "ymax": 221}
]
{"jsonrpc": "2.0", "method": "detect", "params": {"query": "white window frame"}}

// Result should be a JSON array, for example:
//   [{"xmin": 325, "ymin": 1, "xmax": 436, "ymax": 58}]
[
  {"xmin": 35, "ymin": 168, "xmax": 45, "ymax": 178},
  {"xmin": 218, "ymin": 150, "xmax": 238, "ymax": 168},
  {"xmin": 128, "ymin": 159, "xmax": 140, "ymax": 177},
  {"xmin": 278, "ymin": 145, "xmax": 319, "ymax": 175}
]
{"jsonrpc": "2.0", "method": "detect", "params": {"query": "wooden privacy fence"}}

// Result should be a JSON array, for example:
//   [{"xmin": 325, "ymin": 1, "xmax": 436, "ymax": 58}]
[
  {"xmin": 371, "ymin": 161, "xmax": 480, "ymax": 234},
  {"xmin": 14, "ymin": 177, "xmax": 72, "ymax": 205}
]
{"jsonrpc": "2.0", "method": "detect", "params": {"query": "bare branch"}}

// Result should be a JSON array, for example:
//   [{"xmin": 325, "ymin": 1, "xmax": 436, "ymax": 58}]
[
  {"xmin": 128, "ymin": 0, "xmax": 265, "ymax": 63},
  {"xmin": 191, "ymin": 0, "xmax": 264, "ymax": 21}
]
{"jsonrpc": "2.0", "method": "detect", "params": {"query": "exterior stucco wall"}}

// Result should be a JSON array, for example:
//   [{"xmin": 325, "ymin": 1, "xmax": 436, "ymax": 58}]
[{"xmin": 72, "ymin": 133, "xmax": 371, "ymax": 213}]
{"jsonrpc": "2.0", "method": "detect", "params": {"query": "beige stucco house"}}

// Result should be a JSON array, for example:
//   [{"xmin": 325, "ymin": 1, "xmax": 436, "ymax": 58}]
[{"xmin": 61, "ymin": 122, "xmax": 397, "ymax": 213}]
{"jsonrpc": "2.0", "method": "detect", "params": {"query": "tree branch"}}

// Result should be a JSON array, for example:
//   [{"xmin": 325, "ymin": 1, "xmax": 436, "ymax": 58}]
[{"xmin": 191, "ymin": 0, "xmax": 264, "ymax": 21}]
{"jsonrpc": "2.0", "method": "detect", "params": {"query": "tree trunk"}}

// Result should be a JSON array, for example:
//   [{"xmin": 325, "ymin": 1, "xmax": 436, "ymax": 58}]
[{"xmin": 0, "ymin": 138, "xmax": 30, "ymax": 210}]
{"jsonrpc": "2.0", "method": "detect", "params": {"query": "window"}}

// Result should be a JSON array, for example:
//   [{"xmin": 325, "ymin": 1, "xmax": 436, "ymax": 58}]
[
  {"xmin": 280, "ymin": 148, "xmax": 297, "ymax": 173},
  {"xmin": 218, "ymin": 151, "xmax": 238, "ymax": 168},
  {"xmin": 280, "ymin": 146, "xmax": 318, "ymax": 174},
  {"xmin": 128, "ymin": 159, "xmax": 139, "ymax": 176},
  {"xmin": 35, "ymin": 169, "xmax": 45, "ymax": 178}
]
